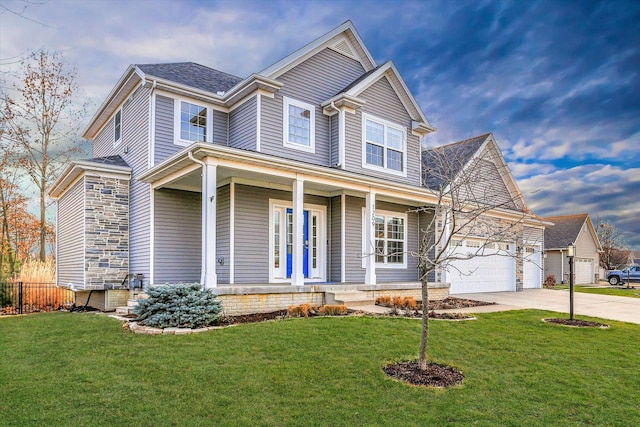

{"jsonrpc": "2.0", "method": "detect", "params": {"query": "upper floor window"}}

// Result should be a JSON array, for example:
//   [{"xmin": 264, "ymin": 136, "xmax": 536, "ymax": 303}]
[
  {"xmin": 362, "ymin": 113, "xmax": 406, "ymax": 176},
  {"xmin": 174, "ymin": 98, "xmax": 212, "ymax": 146},
  {"xmin": 114, "ymin": 109, "xmax": 122, "ymax": 146},
  {"xmin": 283, "ymin": 96, "xmax": 315, "ymax": 153}
]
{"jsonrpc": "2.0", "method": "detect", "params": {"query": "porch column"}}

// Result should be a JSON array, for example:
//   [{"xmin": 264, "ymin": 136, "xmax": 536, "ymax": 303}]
[
  {"xmin": 201, "ymin": 157, "xmax": 217, "ymax": 288},
  {"xmin": 364, "ymin": 189, "xmax": 377, "ymax": 285},
  {"xmin": 292, "ymin": 176, "xmax": 305, "ymax": 286}
]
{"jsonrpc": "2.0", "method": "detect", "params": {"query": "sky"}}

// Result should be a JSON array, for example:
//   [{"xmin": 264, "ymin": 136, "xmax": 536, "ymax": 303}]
[{"xmin": 1, "ymin": 0, "xmax": 639, "ymax": 251}]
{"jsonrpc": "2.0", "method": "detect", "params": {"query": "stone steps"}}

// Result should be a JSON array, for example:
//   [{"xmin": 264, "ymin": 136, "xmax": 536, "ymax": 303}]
[
  {"xmin": 325, "ymin": 291, "xmax": 374, "ymax": 307},
  {"xmin": 114, "ymin": 296, "xmax": 145, "ymax": 316}
]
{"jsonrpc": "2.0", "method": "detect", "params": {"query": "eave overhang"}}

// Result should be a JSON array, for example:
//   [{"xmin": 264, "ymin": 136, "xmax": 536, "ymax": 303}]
[{"xmin": 49, "ymin": 160, "xmax": 132, "ymax": 199}]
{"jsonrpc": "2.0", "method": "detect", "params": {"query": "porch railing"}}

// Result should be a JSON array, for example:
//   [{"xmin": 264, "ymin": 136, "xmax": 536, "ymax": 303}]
[{"xmin": 0, "ymin": 282, "xmax": 74, "ymax": 315}]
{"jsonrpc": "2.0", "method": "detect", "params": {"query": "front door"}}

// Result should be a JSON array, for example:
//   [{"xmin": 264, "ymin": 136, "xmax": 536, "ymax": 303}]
[{"xmin": 286, "ymin": 208, "xmax": 309, "ymax": 278}]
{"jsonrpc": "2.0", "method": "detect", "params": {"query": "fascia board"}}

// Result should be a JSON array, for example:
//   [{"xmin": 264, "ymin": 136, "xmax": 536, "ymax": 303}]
[
  {"xmin": 585, "ymin": 216, "xmax": 604, "ymax": 251},
  {"xmin": 259, "ymin": 21, "xmax": 376, "ymax": 79},
  {"xmin": 48, "ymin": 161, "xmax": 131, "ymax": 198},
  {"xmin": 82, "ymin": 66, "xmax": 142, "ymax": 139}
]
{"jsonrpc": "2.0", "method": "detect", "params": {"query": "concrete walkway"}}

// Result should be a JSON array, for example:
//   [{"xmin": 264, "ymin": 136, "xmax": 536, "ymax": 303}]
[{"xmin": 453, "ymin": 288, "xmax": 640, "ymax": 324}]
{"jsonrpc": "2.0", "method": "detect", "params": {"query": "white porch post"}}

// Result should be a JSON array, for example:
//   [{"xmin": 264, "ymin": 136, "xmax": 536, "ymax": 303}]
[
  {"xmin": 340, "ymin": 192, "xmax": 346, "ymax": 283},
  {"xmin": 292, "ymin": 176, "xmax": 305, "ymax": 286},
  {"xmin": 201, "ymin": 157, "xmax": 217, "ymax": 288},
  {"xmin": 364, "ymin": 189, "xmax": 377, "ymax": 285}
]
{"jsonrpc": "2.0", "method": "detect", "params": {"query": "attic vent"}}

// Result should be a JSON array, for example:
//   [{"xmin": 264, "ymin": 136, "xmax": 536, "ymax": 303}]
[{"xmin": 329, "ymin": 38, "xmax": 357, "ymax": 60}]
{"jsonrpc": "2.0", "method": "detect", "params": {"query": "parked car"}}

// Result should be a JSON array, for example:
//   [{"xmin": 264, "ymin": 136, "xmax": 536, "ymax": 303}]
[{"xmin": 607, "ymin": 265, "xmax": 640, "ymax": 285}]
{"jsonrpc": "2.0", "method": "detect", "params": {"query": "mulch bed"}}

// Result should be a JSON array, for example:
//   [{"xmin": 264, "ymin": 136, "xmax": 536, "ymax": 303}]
[
  {"xmin": 543, "ymin": 318, "xmax": 609, "ymax": 328},
  {"xmin": 216, "ymin": 310, "xmax": 288, "ymax": 325},
  {"xmin": 427, "ymin": 297, "xmax": 495, "ymax": 310},
  {"xmin": 428, "ymin": 311, "xmax": 475, "ymax": 320},
  {"xmin": 383, "ymin": 360, "xmax": 464, "ymax": 388}
]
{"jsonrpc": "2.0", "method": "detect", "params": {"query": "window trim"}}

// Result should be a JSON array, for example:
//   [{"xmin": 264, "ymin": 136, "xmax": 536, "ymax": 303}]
[
  {"xmin": 361, "ymin": 113, "xmax": 407, "ymax": 177},
  {"xmin": 282, "ymin": 96, "xmax": 315, "ymax": 154},
  {"xmin": 361, "ymin": 208, "xmax": 408, "ymax": 269},
  {"xmin": 113, "ymin": 109, "xmax": 122, "ymax": 146},
  {"xmin": 173, "ymin": 97, "xmax": 213, "ymax": 147}
]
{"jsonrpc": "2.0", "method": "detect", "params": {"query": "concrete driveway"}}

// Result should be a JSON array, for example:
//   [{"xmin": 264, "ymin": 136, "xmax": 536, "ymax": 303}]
[{"xmin": 454, "ymin": 288, "xmax": 640, "ymax": 325}]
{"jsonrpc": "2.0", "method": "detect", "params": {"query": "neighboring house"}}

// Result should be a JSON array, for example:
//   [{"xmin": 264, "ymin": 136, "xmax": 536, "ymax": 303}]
[
  {"xmin": 49, "ymin": 21, "xmax": 545, "ymax": 312},
  {"xmin": 544, "ymin": 213, "xmax": 602, "ymax": 284},
  {"xmin": 422, "ymin": 134, "xmax": 546, "ymax": 294}
]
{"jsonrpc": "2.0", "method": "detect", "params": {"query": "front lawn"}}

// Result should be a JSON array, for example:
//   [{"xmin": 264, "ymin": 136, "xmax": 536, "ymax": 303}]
[
  {"xmin": 553, "ymin": 284, "xmax": 640, "ymax": 298},
  {"xmin": 1, "ymin": 311, "xmax": 639, "ymax": 426}
]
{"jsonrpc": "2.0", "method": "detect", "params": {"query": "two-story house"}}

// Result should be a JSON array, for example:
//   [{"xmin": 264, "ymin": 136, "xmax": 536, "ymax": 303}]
[{"xmin": 50, "ymin": 21, "xmax": 546, "ymax": 313}]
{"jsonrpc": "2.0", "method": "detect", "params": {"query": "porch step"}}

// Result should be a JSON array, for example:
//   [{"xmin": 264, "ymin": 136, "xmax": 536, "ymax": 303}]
[
  {"xmin": 325, "ymin": 291, "xmax": 374, "ymax": 307},
  {"xmin": 115, "ymin": 298, "xmax": 140, "ymax": 315}
]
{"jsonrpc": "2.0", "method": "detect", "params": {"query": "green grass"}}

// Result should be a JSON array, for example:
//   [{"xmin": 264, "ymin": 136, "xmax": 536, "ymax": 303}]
[
  {"xmin": 1, "ymin": 311, "xmax": 639, "ymax": 426},
  {"xmin": 553, "ymin": 284, "xmax": 640, "ymax": 298}
]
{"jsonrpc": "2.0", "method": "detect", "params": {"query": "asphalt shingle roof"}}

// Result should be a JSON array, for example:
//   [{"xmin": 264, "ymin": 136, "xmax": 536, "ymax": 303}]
[
  {"xmin": 83, "ymin": 155, "xmax": 130, "ymax": 168},
  {"xmin": 543, "ymin": 213, "xmax": 589, "ymax": 249},
  {"xmin": 421, "ymin": 133, "xmax": 490, "ymax": 189},
  {"xmin": 137, "ymin": 62, "xmax": 243, "ymax": 94}
]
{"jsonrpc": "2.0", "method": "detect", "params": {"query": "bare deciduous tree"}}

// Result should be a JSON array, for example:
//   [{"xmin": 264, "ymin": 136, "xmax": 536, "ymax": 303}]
[
  {"xmin": 1, "ymin": 50, "xmax": 86, "ymax": 261},
  {"xmin": 412, "ymin": 137, "xmax": 535, "ymax": 371},
  {"xmin": 596, "ymin": 217, "xmax": 629, "ymax": 270}
]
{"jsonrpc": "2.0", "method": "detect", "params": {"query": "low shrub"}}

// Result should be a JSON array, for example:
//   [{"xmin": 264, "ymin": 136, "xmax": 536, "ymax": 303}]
[
  {"xmin": 134, "ymin": 283, "xmax": 222, "ymax": 329},
  {"xmin": 544, "ymin": 275, "xmax": 557, "ymax": 288},
  {"xmin": 392, "ymin": 296, "xmax": 405, "ymax": 308},
  {"xmin": 402, "ymin": 296, "xmax": 417, "ymax": 310},
  {"xmin": 375, "ymin": 296, "xmax": 392, "ymax": 307},
  {"xmin": 287, "ymin": 303, "xmax": 317, "ymax": 318},
  {"xmin": 318, "ymin": 305, "xmax": 348, "ymax": 316}
]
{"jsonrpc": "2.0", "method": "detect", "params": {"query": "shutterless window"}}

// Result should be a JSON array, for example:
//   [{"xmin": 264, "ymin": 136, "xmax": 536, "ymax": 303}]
[
  {"xmin": 368, "ymin": 212, "xmax": 406, "ymax": 266},
  {"xmin": 180, "ymin": 101, "xmax": 207, "ymax": 143},
  {"xmin": 363, "ymin": 114, "xmax": 406, "ymax": 173},
  {"xmin": 114, "ymin": 109, "xmax": 122, "ymax": 145},
  {"xmin": 283, "ymin": 97, "xmax": 315, "ymax": 153}
]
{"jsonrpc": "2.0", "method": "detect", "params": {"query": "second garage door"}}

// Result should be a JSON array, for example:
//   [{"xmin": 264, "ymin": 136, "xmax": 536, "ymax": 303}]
[
  {"xmin": 523, "ymin": 245, "xmax": 542, "ymax": 288},
  {"xmin": 575, "ymin": 258, "xmax": 594, "ymax": 284},
  {"xmin": 447, "ymin": 239, "xmax": 516, "ymax": 294}
]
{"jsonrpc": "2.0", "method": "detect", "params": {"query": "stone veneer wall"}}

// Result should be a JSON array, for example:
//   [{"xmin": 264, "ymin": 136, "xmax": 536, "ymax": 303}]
[{"xmin": 84, "ymin": 175, "xmax": 129, "ymax": 288}]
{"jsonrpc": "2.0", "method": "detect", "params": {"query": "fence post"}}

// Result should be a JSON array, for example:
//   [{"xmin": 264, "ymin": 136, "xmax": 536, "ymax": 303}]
[{"xmin": 18, "ymin": 281, "xmax": 23, "ymax": 315}]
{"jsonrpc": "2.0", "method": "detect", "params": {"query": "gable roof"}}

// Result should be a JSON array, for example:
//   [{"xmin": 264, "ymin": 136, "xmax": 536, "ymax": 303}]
[
  {"xmin": 49, "ymin": 155, "xmax": 131, "ymax": 199},
  {"xmin": 543, "ymin": 213, "xmax": 602, "ymax": 250},
  {"xmin": 137, "ymin": 63, "xmax": 242, "ymax": 94}
]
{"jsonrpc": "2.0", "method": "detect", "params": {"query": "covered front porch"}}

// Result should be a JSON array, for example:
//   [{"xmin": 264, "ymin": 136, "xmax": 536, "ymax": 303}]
[{"xmin": 141, "ymin": 143, "xmax": 441, "ymax": 291}]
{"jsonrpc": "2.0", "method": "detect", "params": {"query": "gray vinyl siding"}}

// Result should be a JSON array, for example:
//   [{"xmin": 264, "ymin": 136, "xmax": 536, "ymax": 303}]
[
  {"xmin": 330, "ymin": 196, "xmax": 341, "ymax": 282},
  {"xmin": 57, "ymin": 178, "xmax": 85, "ymax": 286},
  {"xmin": 344, "ymin": 76, "xmax": 421, "ymax": 186},
  {"xmin": 154, "ymin": 94, "xmax": 174, "ymax": 164},
  {"xmin": 344, "ymin": 196, "xmax": 365, "ymax": 282},
  {"xmin": 260, "ymin": 48, "xmax": 365, "ymax": 166},
  {"xmin": 216, "ymin": 185, "xmax": 230, "ymax": 284},
  {"xmin": 155, "ymin": 95, "xmax": 230, "ymax": 165},
  {"xmin": 119, "ymin": 85, "xmax": 152, "ymax": 285},
  {"xmin": 153, "ymin": 189, "xmax": 201, "ymax": 283},
  {"xmin": 544, "ymin": 251, "xmax": 563, "ymax": 284},
  {"xmin": 375, "ymin": 201, "xmax": 420, "ymax": 282},
  {"xmin": 93, "ymin": 116, "xmax": 116, "ymax": 158},
  {"xmin": 229, "ymin": 96, "xmax": 256, "ymax": 151},
  {"xmin": 523, "ymin": 226, "xmax": 544, "ymax": 245},
  {"xmin": 419, "ymin": 210, "xmax": 437, "ymax": 283},
  {"xmin": 462, "ymin": 158, "xmax": 518, "ymax": 210}
]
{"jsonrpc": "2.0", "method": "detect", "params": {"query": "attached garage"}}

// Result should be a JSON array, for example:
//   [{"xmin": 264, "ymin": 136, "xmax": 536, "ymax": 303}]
[
  {"xmin": 446, "ymin": 239, "xmax": 516, "ymax": 294},
  {"xmin": 575, "ymin": 258, "xmax": 594, "ymax": 284},
  {"xmin": 523, "ymin": 245, "xmax": 543, "ymax": 289}
]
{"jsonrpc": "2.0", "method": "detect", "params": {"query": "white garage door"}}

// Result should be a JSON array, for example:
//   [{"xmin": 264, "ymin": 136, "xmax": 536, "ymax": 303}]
[
  {"xmin": 575, "ymin": 258, "xmax": 593, "ymax": 284},
  {"xmin": 446, "ymin": 239, "xmax": 516, "ymax": 294},
  {"xmin": 523, "ymin": 245, "xmax": 542, "ymax": 289}
]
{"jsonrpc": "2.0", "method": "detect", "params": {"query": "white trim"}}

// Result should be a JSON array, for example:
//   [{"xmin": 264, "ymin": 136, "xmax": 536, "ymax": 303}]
[
  {"xmin": 201, "ymin": 157, "xmax": 218, "ymax": 288},
  {"xmin": 364, "ymin": 191, "xmax": 377, "ymax": 284},
  {"xmin": 229, "ymin": 182, "xmax": 235, "ymax": 284},
  {"xmin": 149, "ymin": 186, "xmax": 155, "ymax": 285},
  {"xmin": 361, "ymin": 112, "xmax": 407, "ymax": 177},
  {"xmin": 341, "ymin": 193, "xmax": 346, "ymax": 283},
  {"xmin": 113, "ymin": 108, "xmax": 122, "ymax": 147},
  {"xmin": 173, "ymin": 96, "xmax": 214, "ymax": 147},
  {"xmin": 338, "ymin": 108, "xmax": 345, "ymax": 169},
  {"xmin": 256, "ymin": 93, "xmax": 261, "ymax": 152},
  {"xmin": 268, "ymin": 199, "xmax": 327, "ymax": 284},
  {"xmin": 283, "ymin": 96, "xmax": 315, "ymax": 154},
  {"xmin": 292, "ymin": 178, "xmax": 305, "ymax": 285}
]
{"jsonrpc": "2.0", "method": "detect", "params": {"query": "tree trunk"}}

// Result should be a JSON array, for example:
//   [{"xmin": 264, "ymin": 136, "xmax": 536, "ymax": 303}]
[
  {"xmin": 419, "ymin": 274, "xmax": 429, "ymax": 370},
  {"xmin": 39, "ymin": 182, "xmax": 46, "ymax": 262}
]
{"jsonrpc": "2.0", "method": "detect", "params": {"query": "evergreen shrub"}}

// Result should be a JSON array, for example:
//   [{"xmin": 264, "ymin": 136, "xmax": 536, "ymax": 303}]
[{"xmin": 134, "ymin": 283, "xmax": 222, "ymax": 328}]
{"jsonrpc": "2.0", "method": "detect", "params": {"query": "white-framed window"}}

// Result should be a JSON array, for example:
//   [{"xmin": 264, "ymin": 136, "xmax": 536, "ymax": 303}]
[
  {"xmin": 114, "ymin": 109, "xmax": 122, "ymax": 146},
  {"xmin": 361, "ymin": 113, "xmax": 407, "ymax": 176},
  {"xmin": 174, "ymin": 98, "xmax": 212, "ymax": 146},
  {"xmin": 283, "ymin": 96, "xmax": 315, "ymax": 153},
  {"xmin": 362, "ymin": 209, "xmax": 408, "ymax": 268}
]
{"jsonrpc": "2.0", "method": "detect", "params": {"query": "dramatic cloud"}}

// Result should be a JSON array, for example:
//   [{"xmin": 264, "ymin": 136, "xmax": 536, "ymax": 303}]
[{"xmin": 1, "ymin": 0, "xmax": 638, "ymax": 249}]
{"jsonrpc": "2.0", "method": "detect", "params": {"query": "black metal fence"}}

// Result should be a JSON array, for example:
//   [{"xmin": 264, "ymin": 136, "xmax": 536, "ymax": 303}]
[{"xmin": 0, "ymin": 282, "xmax": 75, "ymax": 315}]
